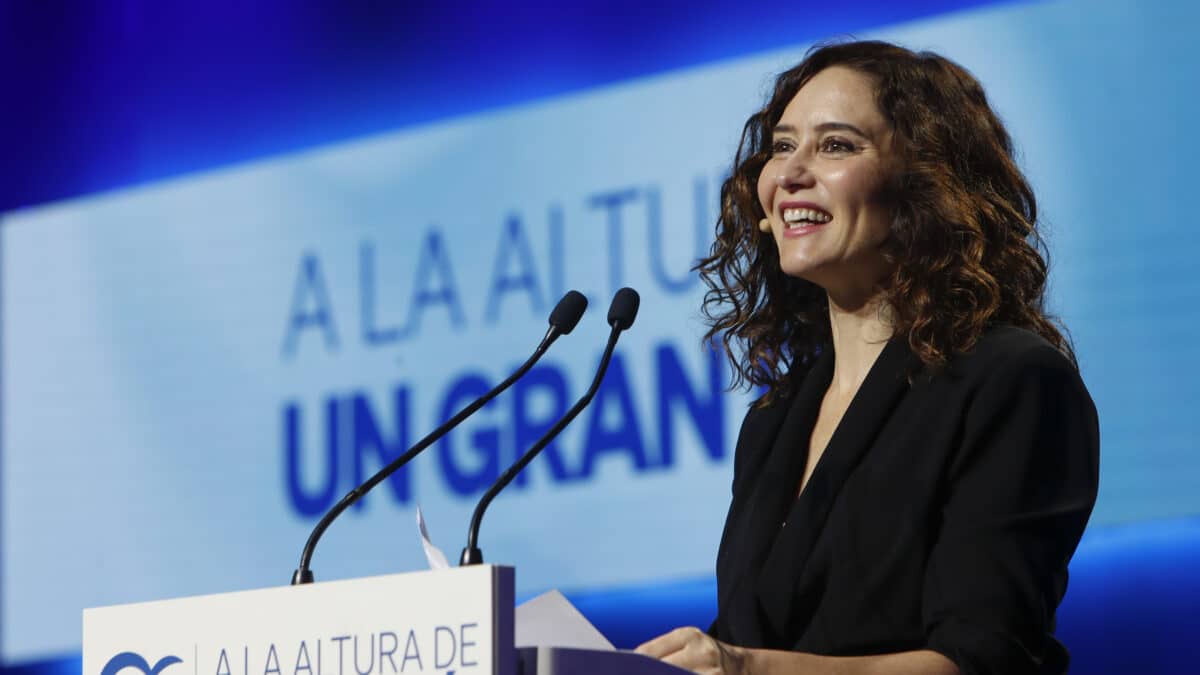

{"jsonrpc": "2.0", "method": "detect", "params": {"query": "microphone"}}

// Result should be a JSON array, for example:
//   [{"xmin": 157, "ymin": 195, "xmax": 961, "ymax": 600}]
[
  {"xmin": 459, "ymin": 287, "xmax": 640, "ymax": 565},
  {"xmin": 290, "ymin": 290, "xmax": 588, "ymax": 584}
]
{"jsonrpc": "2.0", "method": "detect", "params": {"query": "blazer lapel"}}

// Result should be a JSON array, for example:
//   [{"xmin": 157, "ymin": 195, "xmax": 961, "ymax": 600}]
[
  {"xmin": 739, "ymin": 352, "xmax": 834, "ymax": 575},
  {"xmin": 755, "ymin": 337, "xmax": 919, "ymax": 641},
  {"xmin": 714, "ymin": 351, "xmax": 832, "ymax": 646}
]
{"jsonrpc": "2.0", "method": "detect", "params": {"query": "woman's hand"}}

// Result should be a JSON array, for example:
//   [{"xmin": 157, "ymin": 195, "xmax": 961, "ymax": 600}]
[
  {"xmin": 635, "ymin": 626, "xmax": 749, "ymax": 675},
  {"xmin": 635, "ymin": 629, "xmax": 959, "ymax": 675}
]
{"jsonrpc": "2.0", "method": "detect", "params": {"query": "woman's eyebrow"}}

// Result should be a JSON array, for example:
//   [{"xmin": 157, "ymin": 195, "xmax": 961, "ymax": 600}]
[
  {"xmin": 772, "ymin": 121, "xmax": 869, "ymax": 137},
  {"xmin": 815, "ymin": 121, "xmax": 868, "ymax": 136}
]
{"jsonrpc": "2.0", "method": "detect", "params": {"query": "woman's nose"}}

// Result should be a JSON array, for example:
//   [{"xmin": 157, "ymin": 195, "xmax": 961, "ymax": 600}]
[{"xmin": 775, "ymin": 155, "xmax": 814, "ymax": 191}]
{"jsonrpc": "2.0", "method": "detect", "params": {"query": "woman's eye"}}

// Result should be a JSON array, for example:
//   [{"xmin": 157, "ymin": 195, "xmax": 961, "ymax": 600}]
[
  {"xmin": 821, "ymin": 137, "xmax": 856, "ymax": 153},
  {"xmin": 771, "ymin": 139, "xmax": 795, "ymax": 154}
]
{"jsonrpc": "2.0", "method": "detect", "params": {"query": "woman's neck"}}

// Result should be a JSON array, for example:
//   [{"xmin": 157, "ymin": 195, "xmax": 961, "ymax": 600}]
[{"xmin": 826, "ymin": 290, "xmax": 893, "ymax": 398}]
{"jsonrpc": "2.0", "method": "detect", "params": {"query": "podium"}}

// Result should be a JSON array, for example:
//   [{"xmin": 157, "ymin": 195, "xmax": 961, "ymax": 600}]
[{"xmin": 83, "ymin": 565, "xmax": 687, "ymax": 675}]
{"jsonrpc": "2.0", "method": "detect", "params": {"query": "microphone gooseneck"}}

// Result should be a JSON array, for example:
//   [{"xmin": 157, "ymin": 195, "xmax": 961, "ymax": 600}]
[
  {"xmin": 290, "ymin": 290, "xmax": 588, "ymax": 585},
  {"xmin": 460, "ymin": 287, "xmax": 640, "ymax": 566}
]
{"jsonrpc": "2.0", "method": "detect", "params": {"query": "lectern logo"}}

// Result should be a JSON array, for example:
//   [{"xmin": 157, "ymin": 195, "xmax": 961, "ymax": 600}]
[{"xmin": 101, "ymin": 652, "xmax": 182, "ymax": 675}]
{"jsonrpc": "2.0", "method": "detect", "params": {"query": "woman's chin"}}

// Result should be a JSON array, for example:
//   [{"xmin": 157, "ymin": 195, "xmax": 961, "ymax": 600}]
[{"xmin": 778, "ymin": 257, "xmax": 828, "ymax": 284}]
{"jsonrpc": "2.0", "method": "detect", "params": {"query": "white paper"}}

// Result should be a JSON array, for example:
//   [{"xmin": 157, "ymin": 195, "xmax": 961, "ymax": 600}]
[
  {"xmin": 516, "ymin": 589, "xmax": 615, "ymax": 650},
  {"xmin": 415, "ymin": 505, "xmax": 451, "ymax": 570}
]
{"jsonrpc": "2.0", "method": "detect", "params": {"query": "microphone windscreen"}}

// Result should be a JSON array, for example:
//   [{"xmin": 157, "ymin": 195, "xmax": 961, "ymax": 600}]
[
  {"xmin": 549, "ymin": 290, "xmax": 588, "ymax": 334},
  {"xmin": 607, "ymin": 287, "xmax": 640, "ymax": 330}
]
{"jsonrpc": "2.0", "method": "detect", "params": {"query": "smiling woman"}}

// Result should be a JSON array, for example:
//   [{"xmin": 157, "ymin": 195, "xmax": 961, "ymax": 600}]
[
  {"xmin": 756, "ymin": 66, "xmax": 897, "ymax": 301},
  {"xmin": 635, "ymin": 41, "xmax": 1099, "ymax": 675},
  {"xmin": 701, "ymin": 41, "xmax": 1073, "ymax": 397}
]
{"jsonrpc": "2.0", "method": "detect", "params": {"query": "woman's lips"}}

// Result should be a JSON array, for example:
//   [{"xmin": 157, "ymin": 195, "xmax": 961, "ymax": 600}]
[
  {"xmin": 781, "ymin": 222, "xmax": 827, "ymax": 238},
  {"xmin": 777, "ymin": 200, "xmax": 829, "ymax": 214}
]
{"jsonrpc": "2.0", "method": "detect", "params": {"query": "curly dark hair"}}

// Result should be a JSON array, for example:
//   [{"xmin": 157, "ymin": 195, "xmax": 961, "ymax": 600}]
[{"xmin": 698, "ymin": 40, "xmax": 1074, "ymax": 404}]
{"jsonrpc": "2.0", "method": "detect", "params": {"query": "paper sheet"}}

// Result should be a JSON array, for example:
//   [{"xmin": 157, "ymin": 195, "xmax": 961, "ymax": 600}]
[
  {"xmin": 516, "ymin": 589, "xmax": 615, "ymax": 650},
  {"xmin": 415, "ymin": 505, "xmax": 451, "ymax": 570}
]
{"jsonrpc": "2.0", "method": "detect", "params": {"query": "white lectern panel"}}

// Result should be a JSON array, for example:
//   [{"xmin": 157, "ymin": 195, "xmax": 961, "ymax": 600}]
[{"xmin": 83, "ymin": 566, "xmax": 514, "ymax": 675}]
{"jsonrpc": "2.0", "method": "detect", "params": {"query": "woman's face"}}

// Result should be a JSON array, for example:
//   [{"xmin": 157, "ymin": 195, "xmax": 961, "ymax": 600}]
[{"xmin": 756, "ymin": 66, "xmax": 898, "ymax": 298}]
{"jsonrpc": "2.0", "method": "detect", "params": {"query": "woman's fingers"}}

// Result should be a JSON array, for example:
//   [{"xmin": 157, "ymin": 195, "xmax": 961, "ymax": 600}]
[
  {"xmin": 635, "ymin": 626, "xmax": 701, "ymax": 659},
  {"xmin": 637, "ymin": 626, "xmax": 735, "ymax": 674}
]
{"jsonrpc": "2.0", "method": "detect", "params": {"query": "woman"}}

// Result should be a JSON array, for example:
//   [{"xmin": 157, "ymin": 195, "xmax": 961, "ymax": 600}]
[{"xmin": 635, "ymin": 41, "xmax": 1099, "ymax": 675}]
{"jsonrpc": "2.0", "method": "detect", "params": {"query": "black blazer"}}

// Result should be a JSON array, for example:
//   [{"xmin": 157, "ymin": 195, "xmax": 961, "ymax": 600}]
[{"xmin": 710, "ymin": 326, "xmax": 1099, "ymax": 675}]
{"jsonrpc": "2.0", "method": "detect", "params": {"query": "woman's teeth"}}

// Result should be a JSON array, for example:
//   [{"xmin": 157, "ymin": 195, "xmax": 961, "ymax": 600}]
[{"xmin": 782, "ymin": 207, "xmax": 832, "ymax": 227}]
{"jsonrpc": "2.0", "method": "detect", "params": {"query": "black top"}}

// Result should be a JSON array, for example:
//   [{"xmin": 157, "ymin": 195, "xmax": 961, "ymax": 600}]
[{"xmin": 710, "ymin": 326, "xmax": 1099, "ymax": 675}]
